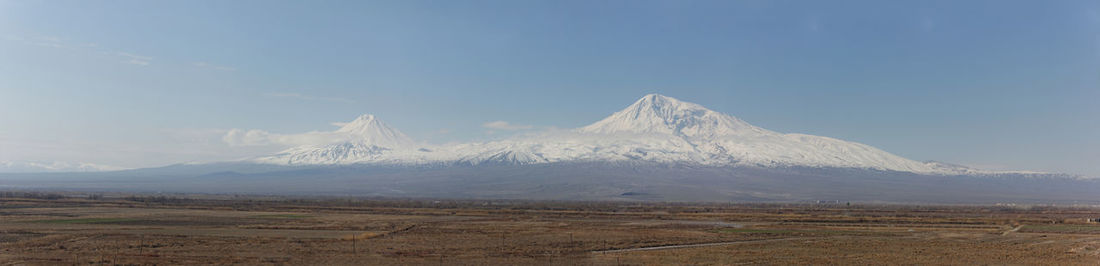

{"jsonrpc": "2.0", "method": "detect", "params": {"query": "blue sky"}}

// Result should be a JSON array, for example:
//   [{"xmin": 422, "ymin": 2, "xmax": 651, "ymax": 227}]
[{"xmin": 1, "ymin": 0, "xmax": 1098, "ymax": 175}]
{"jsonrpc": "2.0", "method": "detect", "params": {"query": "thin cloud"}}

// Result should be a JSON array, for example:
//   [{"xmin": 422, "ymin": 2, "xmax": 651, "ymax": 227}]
[
  {"xmin": 117, "ymin": 52, "xmax": 152, "ymax": 66},
  {"xmin": 223, "ymin": 128, "xmax": 347, "ymax": 147},
  {"xmin": 31, "ymin": 41, "xmax": 64, "ymax": 48},
  {"xmin": 123, "ymin": 59, "xmax": 149, "ymax": 66},
  {"xmin": 7, "ymin": 34, "xmax": 158, "ymax": 66},
  {"xmin": 223, "ymin": 119, "xmax": 360, "ymax": 147},
  {"xmin": 222, "ymin": 129, "xmax": 275, "ymax": 146},
  {"xmin": 263, "ymin": 92, "xmax": 354, "ymax": 103},
  {"xmin": 483, "ymin": 121, "xmax": 533, "ymax": 131}
]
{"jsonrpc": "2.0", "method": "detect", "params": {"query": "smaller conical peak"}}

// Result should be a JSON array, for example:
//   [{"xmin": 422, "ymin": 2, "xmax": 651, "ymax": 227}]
[
  {"xmin": 334, "ymin": 114, "xmax": 415, "ymax": 147},
  {"xmin": 349, "ymin": 114, "xmax": 377, "ymax": 124},
  {"xmin": 336, "ymin": 114, "xmax": 379, "ymax": 131}
]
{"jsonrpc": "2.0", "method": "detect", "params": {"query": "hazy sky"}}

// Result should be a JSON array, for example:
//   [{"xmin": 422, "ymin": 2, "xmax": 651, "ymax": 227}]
[{"xmin": 1, "ymin": 0, "xmax": 1098, "ymax": 175}]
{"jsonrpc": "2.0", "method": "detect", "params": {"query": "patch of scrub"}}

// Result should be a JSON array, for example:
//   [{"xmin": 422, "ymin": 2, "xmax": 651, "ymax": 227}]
[
  {"xmin": 718, "ymin": 228, "xmax": 802, "ymax": 234},
  {"xmin": 716, "ymin": 228, "xmax": 892, "ymax": 236},
  {"xmin": 1019, "ymin": 224, "xmax": 1100, "ymax": 234}
]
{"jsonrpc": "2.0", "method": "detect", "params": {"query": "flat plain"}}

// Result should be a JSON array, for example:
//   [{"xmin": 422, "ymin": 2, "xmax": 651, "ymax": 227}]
[{"xmin": 1, "ymin": 193, "xmax": 1099, "ymax": 265}]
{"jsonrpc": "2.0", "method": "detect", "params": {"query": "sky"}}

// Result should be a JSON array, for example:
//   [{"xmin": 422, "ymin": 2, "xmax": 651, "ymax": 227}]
[{"xmin": 0, "ymin": 0, "xmax": 1098, "ymax": 175}]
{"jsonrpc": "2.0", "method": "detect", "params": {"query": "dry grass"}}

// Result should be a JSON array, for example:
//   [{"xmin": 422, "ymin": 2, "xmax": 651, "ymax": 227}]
[{"xmin": 0, "ymin": 195, "xmax": 1098, "ymax": 265}]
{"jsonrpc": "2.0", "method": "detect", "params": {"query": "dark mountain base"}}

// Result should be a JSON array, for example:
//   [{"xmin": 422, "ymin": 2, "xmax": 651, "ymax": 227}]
[{"xmin": 3, "ymin": 163, "xmax": 1097, "ymax": 204}]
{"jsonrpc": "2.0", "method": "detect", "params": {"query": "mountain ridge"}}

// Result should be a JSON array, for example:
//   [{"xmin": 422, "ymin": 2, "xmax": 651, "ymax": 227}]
[
  {"xmin": 249, "ymin": 94, "xmax": 1058, "ymax": 177},
  {"xmin": 3, "ymin": 94, "xmax": 1089, "ymax": 203}
]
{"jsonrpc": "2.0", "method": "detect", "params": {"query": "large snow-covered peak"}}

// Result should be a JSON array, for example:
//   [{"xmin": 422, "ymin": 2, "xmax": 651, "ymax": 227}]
[
  {"xmin": 579, "ymin": 94, "xmax": 770, "ymax": 138},
  {"xmin": 333, "ymin": 114, "xmax": 415, "ymax": 148}
]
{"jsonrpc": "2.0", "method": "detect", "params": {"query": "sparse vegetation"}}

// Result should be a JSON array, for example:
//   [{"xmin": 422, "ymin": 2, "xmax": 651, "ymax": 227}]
[
  {"xmin": 31, "ymin": 218, "xmax": 141, "ymax": 224},
  {"xmin": 1020, "ymin": 224, "xmax": 1100, "ymax": 234},
  {"xmin": 250, "ymin": 214, "xmax": 312, "ymax": 219},
  {"xmin": 1, "ymin": 192, "xmax": 1098, "ymax": 265}
]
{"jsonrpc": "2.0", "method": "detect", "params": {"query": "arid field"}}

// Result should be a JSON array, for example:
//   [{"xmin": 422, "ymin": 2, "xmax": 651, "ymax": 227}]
[{"xmin": 1, "ymin": 192, "xmax": 1099, "ymax": 265}]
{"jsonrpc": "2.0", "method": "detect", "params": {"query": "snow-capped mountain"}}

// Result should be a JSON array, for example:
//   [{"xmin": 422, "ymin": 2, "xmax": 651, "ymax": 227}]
[
  {"xmin": 331, "ymin": 114, "xmax": 417, "ymax": 148},
  {"xmin": 254, "ymin": 114, "xmax": 421, "ymax": 165},
  {"xmin": 251, "ymin": 94, "xmax": 1027, "ymax": 176},
  {"xmin": 5, "ymin": 94, "xmax": 1088, "ymax": 203}
]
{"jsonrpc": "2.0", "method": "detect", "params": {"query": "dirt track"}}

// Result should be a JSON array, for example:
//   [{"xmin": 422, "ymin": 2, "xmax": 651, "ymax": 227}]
[{"xmin": 592, "ymin": 237, "xmax": 813, "ymax": 254}]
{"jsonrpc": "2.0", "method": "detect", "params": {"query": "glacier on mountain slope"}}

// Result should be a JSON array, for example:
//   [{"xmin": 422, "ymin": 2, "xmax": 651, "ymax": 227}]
[{"xmin": 253, "ymin": 94, "xmax": 1019, "ymax": 175}]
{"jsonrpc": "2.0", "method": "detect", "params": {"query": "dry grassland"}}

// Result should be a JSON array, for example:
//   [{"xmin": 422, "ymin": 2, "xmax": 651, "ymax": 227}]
[{"xmin": 1, "ymin": 194, "xmax": 1098, "ymax": 265}]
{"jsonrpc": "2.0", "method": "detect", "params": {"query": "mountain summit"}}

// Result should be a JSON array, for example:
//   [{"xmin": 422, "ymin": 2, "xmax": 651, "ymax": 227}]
[
  {"xmin": 334, "ymin": 114, "xmax": 415, "ymax": 148},
  {"xmin": 579, "ymin": 94, "xmax": 768, "ymax": 138}
]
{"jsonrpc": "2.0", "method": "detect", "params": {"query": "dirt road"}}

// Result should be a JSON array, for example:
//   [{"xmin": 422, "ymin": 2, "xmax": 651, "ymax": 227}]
[{"xmin": 592, "ymin": 237, "xmax": 813, "ymax": 254}]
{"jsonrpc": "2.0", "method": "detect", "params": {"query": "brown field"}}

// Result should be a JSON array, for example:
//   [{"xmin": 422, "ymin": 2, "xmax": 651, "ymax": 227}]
[{"xmin": 1, "ymin": 192, "xmax": 1099, "ymax": 265}]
